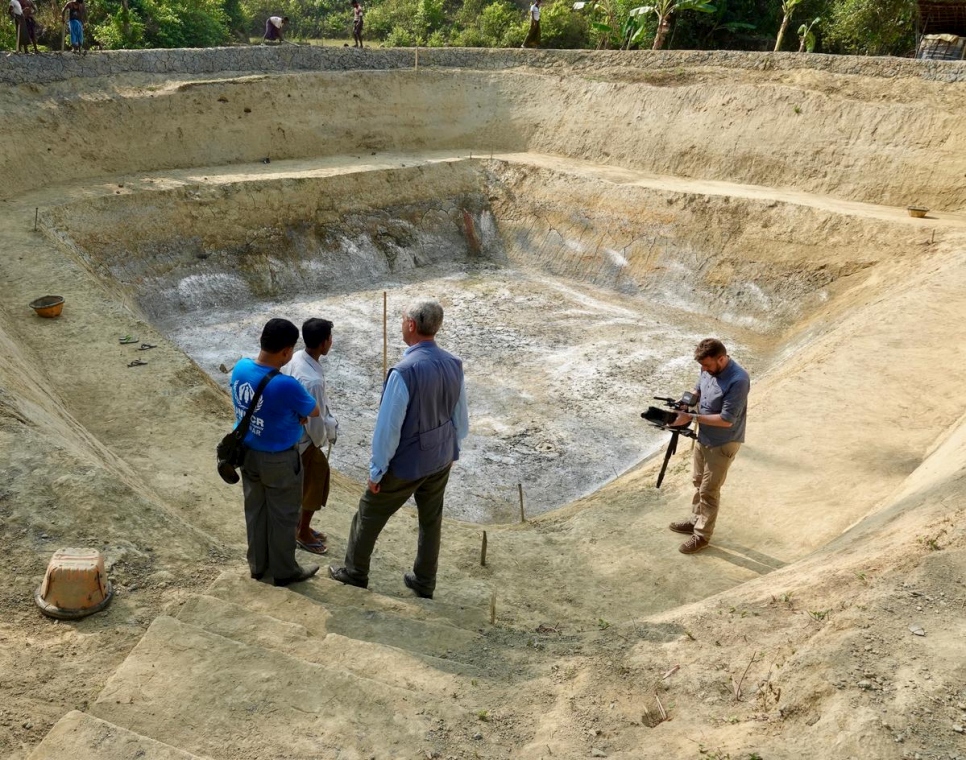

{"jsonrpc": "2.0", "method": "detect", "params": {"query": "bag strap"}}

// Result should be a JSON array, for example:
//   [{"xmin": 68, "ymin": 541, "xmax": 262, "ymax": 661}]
[{"xmin": 233, "ymin": 368, "xmax": 279, "ymax": 441}]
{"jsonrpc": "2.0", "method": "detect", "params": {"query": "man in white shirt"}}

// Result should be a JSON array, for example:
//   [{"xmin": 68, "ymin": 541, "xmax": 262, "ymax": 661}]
[
  {"xmin": 281, "ymin": 318, "xmax": 339, "ymax": 554},
  {"xmin": 521, "ymin": 0, "xmax": 541, "ymax": 48},
  {"xmin": 8, "ymin": 0, "xmax": 24, "ymax": 53}
]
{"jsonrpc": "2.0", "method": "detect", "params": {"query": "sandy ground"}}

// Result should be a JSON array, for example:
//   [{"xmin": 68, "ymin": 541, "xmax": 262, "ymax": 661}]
[{"xmin": 0, "ymin": 58, "xmax": 965, "ymax": 760}]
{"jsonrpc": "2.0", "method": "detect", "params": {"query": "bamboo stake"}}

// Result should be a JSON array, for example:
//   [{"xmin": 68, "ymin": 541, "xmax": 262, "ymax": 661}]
[
  {"xmin": 34, "ymin": 208, "xmax": 38, "ymax": 231},
  {"xmin": 489, "ymin": 591, "xmax": 496, "ymax": 624},
  {"xmin": 518, "ymin": 483, "xmax": 525, "ymax": 523},
  {"xmin": 382, "ymin": 291, "xmax": 387, "ymax": 379},
  {"xmin": 414, "ymin": 47, "xmax": 418, "ymax": 71},
  {"xmin": 480, "ymin": 530, "xmax": 487, "ymax": 566}
]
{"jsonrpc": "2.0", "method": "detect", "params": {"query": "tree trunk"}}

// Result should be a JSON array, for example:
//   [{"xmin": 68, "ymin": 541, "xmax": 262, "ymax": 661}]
[
  {"xmin": 652, "ymin": 15, "xmax": 670, "ymax": 49},
  {"xmin": 774, "ymin": 14, "xmax": 789, "ymax": 51},
  {"xmin": 121, "ymin": 0, "xmax": 130, "ymax": 42}
]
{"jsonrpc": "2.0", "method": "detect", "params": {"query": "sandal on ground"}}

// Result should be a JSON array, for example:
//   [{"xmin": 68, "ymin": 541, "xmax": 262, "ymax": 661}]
[
  {"xmin": 119, "ymin": 335, "xmax": 139, "ymax": 344},
  {"xmin": 127, "ymin": 359, "xmax": 148, "ymax": 367},
  {"xmin": 296, "ymin": 539, "xmax": 328, "ymax": 555}
]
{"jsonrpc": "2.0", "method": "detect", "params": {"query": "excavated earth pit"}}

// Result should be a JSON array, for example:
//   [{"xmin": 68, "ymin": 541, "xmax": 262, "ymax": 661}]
[
  {"xmin": 40, "ymin": 156, "xmax": 912, "ymax": 523},
  {"xmin": 5, "ymin": 51, "xmax": 966, "ymax": 760}
]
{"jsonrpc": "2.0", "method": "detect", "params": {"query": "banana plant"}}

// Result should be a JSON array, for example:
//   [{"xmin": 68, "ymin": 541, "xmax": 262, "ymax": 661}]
[
  {"xmin": 627, "ymin": 0, "xmax": 715, "ymax": 50},
  {"xmin": 774, "ymin": 0, "xmax": 803, "ymax": 51},
  {"xmin": 797, "ymin": 16, "xmax": 819, "ymax": 52},
  {"xmin": 573, "ymin": 0, "xmax": 624, "ymax": 49}
]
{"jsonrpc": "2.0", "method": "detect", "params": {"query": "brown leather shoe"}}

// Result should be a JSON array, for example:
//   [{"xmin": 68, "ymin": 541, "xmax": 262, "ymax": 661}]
[
  {"xmin": 668, "ymin": 520, "xmax": 695, "ymax": 535},
  {"xmin": 679, "ymin": 535, "xmax": 710, "ymax": 554}
]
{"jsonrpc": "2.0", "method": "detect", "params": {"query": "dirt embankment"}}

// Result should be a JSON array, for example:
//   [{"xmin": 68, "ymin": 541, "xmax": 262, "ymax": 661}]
[{"xmin": 1, "ymin": 54, "xmax": 965, "ymax": 760}]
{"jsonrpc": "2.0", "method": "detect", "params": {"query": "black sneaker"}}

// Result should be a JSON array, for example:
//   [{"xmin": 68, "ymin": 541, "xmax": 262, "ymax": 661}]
[
  {"xmin": 273, "ymin": 564, "xmax": 319, "ymax": 587},
  {"xmin": 668, "ymin": 520, "xmax": 695, "ymax": 535},
  {"xmin": 327, "ymin": 565, "xmax": 368, "ymax": 589},
  {"xmin": 403, "ymin": 572, "xmax": 433, "ymax": 599}
]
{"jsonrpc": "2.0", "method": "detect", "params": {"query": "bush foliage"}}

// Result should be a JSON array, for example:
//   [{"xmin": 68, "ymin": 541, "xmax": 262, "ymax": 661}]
[{"xmin": 2, "ymin": 0, "xmax": 921, "ymax": 55}]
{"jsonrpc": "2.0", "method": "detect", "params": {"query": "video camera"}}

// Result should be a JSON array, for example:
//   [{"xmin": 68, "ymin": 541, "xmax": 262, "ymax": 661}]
[
  {"xmin": 641, "ymin": 392, "xmax": 697, "ymax": 488},
  {"xmin": 641, "ymin": 392, "xmax": 696, "ymax": 436}
]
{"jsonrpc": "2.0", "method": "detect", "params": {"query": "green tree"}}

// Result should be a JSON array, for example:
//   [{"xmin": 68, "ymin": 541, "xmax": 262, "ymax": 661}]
[
  {"xmin": 823, "ymin": 0, "xmax": 915, "ymax": 56},
  {"xmin": 540, "ymin": 0, "xmax": 590, "ymax": 47},
  {"xmin": 797, "ymin": 15, "xmax": 818, "ymax": 51},
  {"xmin": 775, "ymin": 0, "xmax": 803, "ymax": 51},
  {"xmin": 628, "ymin": 0, "xmax": 714, "ymax": 49},
  {"xmin": 478, "ymin": 1, "xmax": 518, "ymax": 44}
]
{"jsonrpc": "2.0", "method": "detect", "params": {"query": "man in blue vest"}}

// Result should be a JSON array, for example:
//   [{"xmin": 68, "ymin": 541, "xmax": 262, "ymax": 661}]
[
  {"xmin": 329, "ymin": 299, "xmax": 469, "ymax": 599},
  {"xmin": 232, "ymin": 318, "xmax": 321, "ymax": 587}
]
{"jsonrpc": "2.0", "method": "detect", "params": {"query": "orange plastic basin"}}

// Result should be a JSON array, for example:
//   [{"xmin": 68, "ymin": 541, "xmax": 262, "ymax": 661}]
[{"xmin": 35, "ymin": 548, "xmax": 114, "ymax": 620}]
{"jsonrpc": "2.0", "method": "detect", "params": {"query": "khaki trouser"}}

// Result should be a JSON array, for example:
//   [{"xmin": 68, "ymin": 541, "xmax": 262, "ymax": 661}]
[{"xmin": 690, "ymin": 441, "xmax": 741, "ymax": 539}]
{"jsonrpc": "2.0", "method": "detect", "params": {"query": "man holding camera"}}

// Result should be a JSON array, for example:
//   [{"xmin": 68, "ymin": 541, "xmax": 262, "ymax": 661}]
[
  {"xmin": 231, "ymin": 318, "xmax": 321, "ymax": 586},
  {"xmin": 670, "ymin": 338, "xmax": 750, "ymax": 554}
]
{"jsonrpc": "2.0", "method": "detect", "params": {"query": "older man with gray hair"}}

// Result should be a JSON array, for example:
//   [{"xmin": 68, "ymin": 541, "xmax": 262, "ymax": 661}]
[{"xmin": 329, "ymin": 299, "xmax": 468, "ymax": 599}]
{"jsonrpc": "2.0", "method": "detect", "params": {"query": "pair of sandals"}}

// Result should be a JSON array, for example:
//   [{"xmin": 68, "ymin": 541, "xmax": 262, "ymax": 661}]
[{"xmin": 296, "ymin": 529, "xmax": 328, "ymax": 555}]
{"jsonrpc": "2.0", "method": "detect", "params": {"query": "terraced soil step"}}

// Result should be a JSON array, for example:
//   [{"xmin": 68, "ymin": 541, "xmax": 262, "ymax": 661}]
[
  {"xmin": 91, "ymin": 615, "xmax": 478, "ymax": 760},
  {"xmin": 206, "ymin": 571, "xmax": 485, "ymax": 663},
  {"xmin": 28, "ymin": 710, "xmax": 212, "ymax": 760},
  {"xmin": 177, "ymin": 593, "xmax": 482, "ymax": 691}
]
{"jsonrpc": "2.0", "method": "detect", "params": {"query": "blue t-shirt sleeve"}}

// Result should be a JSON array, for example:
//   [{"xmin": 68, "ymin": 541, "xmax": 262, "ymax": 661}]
[{"xmin": 282, "ymin": 376, "xmax": 318, "ymax": 417}]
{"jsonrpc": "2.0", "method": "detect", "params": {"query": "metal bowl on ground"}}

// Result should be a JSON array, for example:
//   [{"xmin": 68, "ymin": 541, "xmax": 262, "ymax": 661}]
[
  {"xmin": 907, "ymin": 206, "xmax": 929, "ymax": 219},
  {"xmin": 35, "ymin": 548, "xmax": 114, "ymax": 620},
  {"xmin": 29, "ymin": 295, "xmax": 65, "ymax": 318}
]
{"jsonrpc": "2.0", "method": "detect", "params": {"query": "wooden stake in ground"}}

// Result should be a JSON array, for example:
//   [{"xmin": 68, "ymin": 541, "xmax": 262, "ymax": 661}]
[
  {"xmin": 489, "ymin": 591, "xmax": 496, "ymax": 624},
  {"xmin": 382, "ymin": 291, "xmax": 387, "ymax": 380},
  {"xmin": 518, "ymin": 483, "xmax": 525, "ymax": 523},
  {"xmin": 480, "ymin": 530, "xmax": 487, "ymax": 567},
  {"xmin": 34, "ymin": 208, "xmax": 38, "ymax": 231},
  {"xmin": 414, "ymin": 47, "xmax": 419, "ymax": 71}
]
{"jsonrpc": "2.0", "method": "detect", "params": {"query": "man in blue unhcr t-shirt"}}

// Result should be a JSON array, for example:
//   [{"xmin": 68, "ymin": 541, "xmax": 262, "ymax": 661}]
[
  {"xmin": 231, "ymin": 318, "xmax": 320, "ymax": 586},
  {"xmin": 670, "ymin": 338, "xmax": 750, "ymax": 554}
]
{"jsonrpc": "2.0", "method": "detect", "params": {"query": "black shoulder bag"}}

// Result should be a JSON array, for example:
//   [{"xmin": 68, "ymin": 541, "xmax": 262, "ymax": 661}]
[{"xmin": 216, "ymin": 369, "xmax": 279, "ymax": 485}]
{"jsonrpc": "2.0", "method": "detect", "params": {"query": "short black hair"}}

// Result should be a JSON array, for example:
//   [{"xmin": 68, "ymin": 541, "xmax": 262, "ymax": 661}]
[
  {"xmin": 302, "ymin": 318, "xmax": 333, "ymax": 350},
  {"xmin": 260, "ymin": 318, "xmax": 300, "ymax": 353}
]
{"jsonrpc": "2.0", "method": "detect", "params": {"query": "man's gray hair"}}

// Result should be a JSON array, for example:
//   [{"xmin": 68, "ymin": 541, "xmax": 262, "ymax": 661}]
[{"xmin": 403, "ymin": 299, "xmax": 444, "ymax": 336}]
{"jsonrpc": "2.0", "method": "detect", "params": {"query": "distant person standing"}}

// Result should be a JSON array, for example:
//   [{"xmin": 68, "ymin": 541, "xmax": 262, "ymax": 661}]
[
  {"xmin": 521, "ymin": 0, "xmax": 541, "ymax": 48},
  {"xmin": 262, "ymin": 15, "xmax": 288, "ymax": 44},
  {"xmin": 351, "ymin": 0, "xmax": 363, "ymax": 48},
  {"xmin": 20, "ymin": 0, "xmax": 38, "ymax": 53},
  {"xmin": 669, "ymin": 338, "xmax": 750, "ymax": 554},
  {"xmin": 61, "ymin": 0, "xmax": 85, "ymax": 53},
  {"xmin": 329, "ymin": 299, "xmax": 469, "ymax": 599},
  {"xmin": 281, "ymin": 318, "xmax": 339, "ymax": 556},
  {"xmin": 8, "ymin": 0, "xmax": 24, "ymax": 53},
  {"xmin": 232, "ymin": 318, "xmax": 322, "ymax": 587}
]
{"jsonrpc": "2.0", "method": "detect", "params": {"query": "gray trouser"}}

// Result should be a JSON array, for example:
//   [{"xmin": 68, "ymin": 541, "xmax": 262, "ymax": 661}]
[
  {"xmin": 242, "ymin": 447, "xmax": 302, "ymax": 580},
  {"xmin": 690, "ymin": 441, "xmax": 741, "ymax": 539},
  {"xmin": 343, "ymin": 465, "xmax": 451, "ymax": 593}
]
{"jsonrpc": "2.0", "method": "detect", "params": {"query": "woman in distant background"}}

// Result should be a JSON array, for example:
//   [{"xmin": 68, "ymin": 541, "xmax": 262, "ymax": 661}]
[{"xmin": 61, "ymin": 0, "xmax": 85, "ymax": 53}]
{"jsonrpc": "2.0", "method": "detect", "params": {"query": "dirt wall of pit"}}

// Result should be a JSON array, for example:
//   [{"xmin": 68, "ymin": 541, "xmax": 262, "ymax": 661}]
[
  {"xmin": 41, "ymin": 161, "xmax": 503, "ymax": 322},
  {"xmin": 2, "ymin": 50, "xmax": 966, "ymax": 211},
  {"xmin": 486, "ymin": 161, "xmax": 935, "ymax": 334}
]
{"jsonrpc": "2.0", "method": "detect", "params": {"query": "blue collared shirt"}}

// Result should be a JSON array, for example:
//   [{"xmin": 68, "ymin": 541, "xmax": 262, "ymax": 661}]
[{"xmin": 369, "ymin": 343, "xmax": 469, "ymax": 483}]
